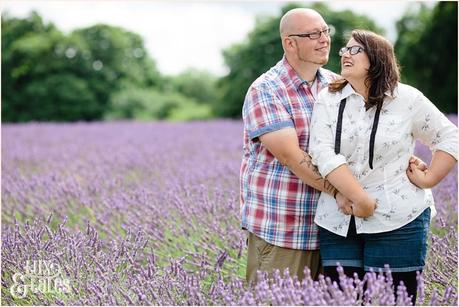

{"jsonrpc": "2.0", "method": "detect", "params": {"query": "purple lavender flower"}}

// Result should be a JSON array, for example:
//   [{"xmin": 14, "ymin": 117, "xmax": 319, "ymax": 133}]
[{"xmin": 2, "ymin": 119, "xmax": 457, "ymax": 305}]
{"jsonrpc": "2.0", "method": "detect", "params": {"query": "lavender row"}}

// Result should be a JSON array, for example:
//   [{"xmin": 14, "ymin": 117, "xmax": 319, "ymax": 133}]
[
  {"xmin": 2, "ymin": 216, "xmax": 456, "ymax": 305},
  {"xmin": 2, "ymin": 117, "xmax": 457, "ymax": 305}
]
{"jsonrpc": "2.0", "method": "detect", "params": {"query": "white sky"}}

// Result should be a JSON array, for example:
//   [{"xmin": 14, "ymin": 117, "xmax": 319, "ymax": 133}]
[{"xmin": 1, "ymin": 1, "xmax": 436, "ymax": 76}]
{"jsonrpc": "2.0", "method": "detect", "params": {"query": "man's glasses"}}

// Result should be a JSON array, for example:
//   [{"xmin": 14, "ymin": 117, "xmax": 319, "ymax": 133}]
[
  {"xmin": 339, "ymin": 46, "xmax": 365, "ymax": 56},
  {"xmin": 288, "ymin": 28, "xmax": 331, "ymax": 40}
]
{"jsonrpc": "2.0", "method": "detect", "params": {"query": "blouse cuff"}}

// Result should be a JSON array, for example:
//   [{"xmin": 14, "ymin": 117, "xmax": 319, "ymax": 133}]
[{"xmin": 318, "ymin": 154, "xmax": 347, "ymax": 177}]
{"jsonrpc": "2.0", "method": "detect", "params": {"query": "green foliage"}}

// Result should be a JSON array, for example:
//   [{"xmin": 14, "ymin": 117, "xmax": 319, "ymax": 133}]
[
  {"xmin": 2, "ymin": 11, "xmax": 161, "ymax": 122},
  {"xmin": 215, "ymin": 2, "xmax": 383, "ymax": 118},
  {"xmin": 71, "ymin": 24, "xmax": 160, "ymax": 89},
  {"xmin": 106, "ymin": 67, "xmax": 216, "ymax": 121},
  {"xmin": 168, "ymin": 101, "xmax": 213, "ymax": 121},
  {"xmin": 21, "ymin": 74, "xmax": 98, "ymax": 121},
  {"xmin": 106, "ymin": 88, "xmax": 181, "ymax": 120},
  {"xmin": 395, "ymin": 2, "xmax": 457, "ymax": 113},
  {"xmin": 1, "ymin": 10, "xmax": 216, "ymax": 122},
  {"xmin": 106, "ymin": 87, "xmax": 212, "ymax": 121},
  {"xmin": 166, "ymin": 68, "xmax": 219, "ymax": 105}
]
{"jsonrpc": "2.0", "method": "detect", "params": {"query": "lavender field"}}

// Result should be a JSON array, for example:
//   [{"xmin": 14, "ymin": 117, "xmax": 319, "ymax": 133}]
[{"xmin": 2, "ymin": 118, "xmax": 457, "ymax": 305}]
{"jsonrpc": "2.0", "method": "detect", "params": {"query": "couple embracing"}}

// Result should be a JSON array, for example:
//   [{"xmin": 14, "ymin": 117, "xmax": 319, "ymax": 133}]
[{"xmin": 240, "ymin": 8, "xmax": 457, "ymax": 305}]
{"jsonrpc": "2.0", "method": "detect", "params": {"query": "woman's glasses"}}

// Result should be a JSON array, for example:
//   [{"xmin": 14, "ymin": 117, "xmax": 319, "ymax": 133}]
[{"xmin": 339, "ymin": 46, "xmax": 365, "ymax": 56}]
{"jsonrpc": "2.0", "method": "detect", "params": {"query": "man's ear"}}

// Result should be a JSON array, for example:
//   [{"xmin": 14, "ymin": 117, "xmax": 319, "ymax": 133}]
[{"xmin": 282, "ymin": 37, "xmax": 295, "ymax": 52}]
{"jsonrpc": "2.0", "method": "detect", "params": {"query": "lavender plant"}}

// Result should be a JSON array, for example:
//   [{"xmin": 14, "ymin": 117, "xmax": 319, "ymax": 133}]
[{"xmin": 2, "ymin": 117, "xmax": 457, "ymax": 305}]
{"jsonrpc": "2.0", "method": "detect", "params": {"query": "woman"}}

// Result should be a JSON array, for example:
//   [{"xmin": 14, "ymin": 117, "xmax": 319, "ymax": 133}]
[{"xmin": 309, "ymin": 29, "xmax": 457, "ymax": 304}]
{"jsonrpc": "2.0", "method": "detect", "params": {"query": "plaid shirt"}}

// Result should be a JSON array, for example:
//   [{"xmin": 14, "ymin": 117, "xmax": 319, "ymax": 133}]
[{"xmin": 240, "ymin": 56, "xmax": 338, "ymax": 250}]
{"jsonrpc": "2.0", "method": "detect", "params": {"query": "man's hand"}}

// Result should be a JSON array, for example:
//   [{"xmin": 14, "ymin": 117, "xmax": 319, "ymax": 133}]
[{"xmin": 336, "ymin": 192, "xmax": 353, "ymax": 215}]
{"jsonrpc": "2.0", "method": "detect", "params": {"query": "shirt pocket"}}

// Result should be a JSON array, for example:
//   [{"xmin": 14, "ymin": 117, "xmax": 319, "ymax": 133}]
[
  {"xmin": 375, "ymin": 114, "xmax": 407, "ymax": 160},
  {"xmin": 377, "ymin": 114, "xmax": 405, "ymax": 139}
]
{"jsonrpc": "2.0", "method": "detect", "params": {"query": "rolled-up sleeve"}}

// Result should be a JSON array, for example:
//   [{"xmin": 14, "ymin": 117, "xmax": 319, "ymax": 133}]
[
  {"xmin": 412, "ymin": 92, "xmax": 458, "ymax": 160},
  {"xmin": 242, "ymin": 84, "xmax": 294, "ymax": 141},
  {"xmin": 309, "ymin": 90, "xmax": 347, "ymax": 177}
]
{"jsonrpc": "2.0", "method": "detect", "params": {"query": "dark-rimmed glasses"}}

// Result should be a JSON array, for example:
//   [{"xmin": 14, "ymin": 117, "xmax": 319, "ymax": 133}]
[
  {"xmin": 288, "ymin": 28, "xmax": 331, "ymax": 40},
  {"xmin": 339, "ymin": 46, "xmax": 365, "ymax": 56}
]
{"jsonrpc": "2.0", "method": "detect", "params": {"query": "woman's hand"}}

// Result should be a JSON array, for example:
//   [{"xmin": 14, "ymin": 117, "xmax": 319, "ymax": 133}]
[
  {"xmin": 336, "ymin": 192, "xmax": 353, "ymax": 215},
  {"xmin": 407, "ymin": 151, "xmax": 457, "ymax": 189},
  {"xmin": 324, "ymin": 165, "xmax": 376, "ymax": 218},
  {"xmin": 407, "ymin": 163, "xmax": 433, "ymax": 189},
  {"xmin": 352, "ymin": 193, "xmax": 377, "ymax": 218},
  {"xmin": 409, "ymin": 155, "xmax": 428, "ymax": 171}
]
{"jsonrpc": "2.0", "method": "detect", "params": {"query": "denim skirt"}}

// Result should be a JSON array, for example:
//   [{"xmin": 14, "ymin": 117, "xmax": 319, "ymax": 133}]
[{"xmin": 319, "ymin": 207, "xmax": 430, "ymax": 272}]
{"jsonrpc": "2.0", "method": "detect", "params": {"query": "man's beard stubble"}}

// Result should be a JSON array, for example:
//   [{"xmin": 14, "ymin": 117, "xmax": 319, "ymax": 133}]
[{"xmin": 298, "ymin": 52, "xmax": 329, "ymax": 66}]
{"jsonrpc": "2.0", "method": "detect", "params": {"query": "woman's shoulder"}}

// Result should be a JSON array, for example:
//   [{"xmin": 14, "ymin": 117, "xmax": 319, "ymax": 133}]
[
  {"xmin": 394, "ymin": 82, "xmax": 423, "ymax": 98},
  {"xmin": 318, "ymin": 86, "xmax": 341, "ymax": 101},
  {"xmin": 317, "ymin": 84, "xmax": 349, "ymax": 107}
]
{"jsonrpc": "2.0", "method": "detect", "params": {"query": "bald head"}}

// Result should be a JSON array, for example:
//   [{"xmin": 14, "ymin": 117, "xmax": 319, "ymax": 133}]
[
  {"xmin": 279, "ymin": 8, "xmax": 331, "ymax": 70},
  {"xmin": 279, "ymin": 8, "xmax": 325, "ymax": 38}
]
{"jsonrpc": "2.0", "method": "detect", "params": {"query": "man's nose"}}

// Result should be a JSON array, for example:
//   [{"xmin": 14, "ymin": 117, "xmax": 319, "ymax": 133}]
[{"xmin": 318, "ymin": 32, "xmax": 329, "ymax": 43}]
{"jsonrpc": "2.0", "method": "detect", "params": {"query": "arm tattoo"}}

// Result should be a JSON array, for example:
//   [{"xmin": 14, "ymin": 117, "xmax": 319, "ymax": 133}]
[
  {"xmin": 299, "ymin": 152, "xmax": 336, "ymax": 194},
  {"xmin": 321, "ymin": 178, "xmax": 335, "ymax": 194},
  {"xmin": 299, "ymin": 152, "xmax": 321, "ymax": 178},
  {"xmin": 298, "ymin": 152, "xmax": 309, "ymax": 165}
]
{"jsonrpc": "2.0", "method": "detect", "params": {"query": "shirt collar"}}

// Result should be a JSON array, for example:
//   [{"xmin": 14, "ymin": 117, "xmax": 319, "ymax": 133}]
[
  {"xmin": 281, "ymin": 56, "xmax": 329, "ymax": 90},
  {"xmin": 340, "ymin": 82, "xmax": 357, "ymax": 100},
  {"xmin": 316, "ymin": 68, "xmax": 329, "ymax": 86},
  {"xmin": 339, "ymin": 82, "xmax": 399, "ymax": 101},
  {"xmin": 388, "ymin": 84, "xmax": 399, "ymax": 98}
]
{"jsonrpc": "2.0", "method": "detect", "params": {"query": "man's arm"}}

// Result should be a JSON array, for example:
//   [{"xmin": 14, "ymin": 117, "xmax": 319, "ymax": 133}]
[
  {"xmin": 259, "ymin": 127, "xmax": 336, "ymax": 196},
  {"xmin": 260, "ymin": 127, "xmax": 374, "ymax": 217}
]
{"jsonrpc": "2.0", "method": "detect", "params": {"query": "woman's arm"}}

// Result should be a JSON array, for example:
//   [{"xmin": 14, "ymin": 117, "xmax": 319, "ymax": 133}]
[
  {"xmin": 409, "ymin": 92, "xmax": 458, "ymax": 188},
  {"xmin": 407, "ymin": 150, "xmax": 457, "ymax": 188},
  {"xmin": 325, "ymin": 165, "xmax": 376, "ymax": 217}
]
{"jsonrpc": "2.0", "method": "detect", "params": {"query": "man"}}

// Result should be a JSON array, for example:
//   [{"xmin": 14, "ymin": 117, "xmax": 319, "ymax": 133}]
[{"xmin": 240, "ymin": 8, "xmax": 343, "ymax": 284}]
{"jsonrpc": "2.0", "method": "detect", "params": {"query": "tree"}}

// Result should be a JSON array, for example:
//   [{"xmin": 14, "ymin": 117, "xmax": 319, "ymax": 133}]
[
  {"xmin": 72, "ymin": 24, "xmax": 161, "ymax": 103},
  {"xmin": 105, "ymin": 87, "xmax": 212, "ymax": 121},
  {"xmin": 1, "ymin": 12, "xmax": 162, "ymax": 122},
  {"xmin": 1, "ymin": 12, "xmax": 79, "ymax": 121},
  {"xmin": 164, "ymin": 68, "xmax": 219, "ymax": 104},
  {"xmin": 215, "ymin": 2, "xmax": 383, "ymax": 118},
  {"xmin": 395, "ymin": 2, "xmax": 457, "ymax": 113}
]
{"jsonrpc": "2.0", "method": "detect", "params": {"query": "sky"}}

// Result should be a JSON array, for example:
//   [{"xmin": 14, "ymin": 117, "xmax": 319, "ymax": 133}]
[{"xmin": 1, "ymin": 1, "xmax": 435, "ymax": 76}]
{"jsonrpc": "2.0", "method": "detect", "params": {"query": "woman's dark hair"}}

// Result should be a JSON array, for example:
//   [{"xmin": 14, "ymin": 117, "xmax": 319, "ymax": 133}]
[{"xmin": 329, "ymin": 29, "xmax": 400, "ymax": 108}]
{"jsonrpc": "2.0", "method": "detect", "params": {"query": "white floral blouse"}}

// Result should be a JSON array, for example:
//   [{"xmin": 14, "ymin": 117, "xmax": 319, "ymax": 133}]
[{"xmin": 309, "ymin": 82, "xmax": 458, "ymax": 237}]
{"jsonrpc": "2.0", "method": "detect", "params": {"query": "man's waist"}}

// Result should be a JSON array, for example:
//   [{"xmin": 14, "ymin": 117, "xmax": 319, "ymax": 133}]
[
  {"xmin": 242, "ymin": 168, "xmax": 320, "ymax": 188},
  {"xmin": 241, "ymin": 188, "xmax": 320, "ymax": 204},
  {"xmin": 241, "ymin": 222, "xmax": 320, "ymax": 250}
]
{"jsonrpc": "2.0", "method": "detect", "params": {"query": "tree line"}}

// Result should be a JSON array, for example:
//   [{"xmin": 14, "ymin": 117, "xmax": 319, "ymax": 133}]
[{"xmin": 2, "ymin": 2, "xmax": 456, "ymax": 122}]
